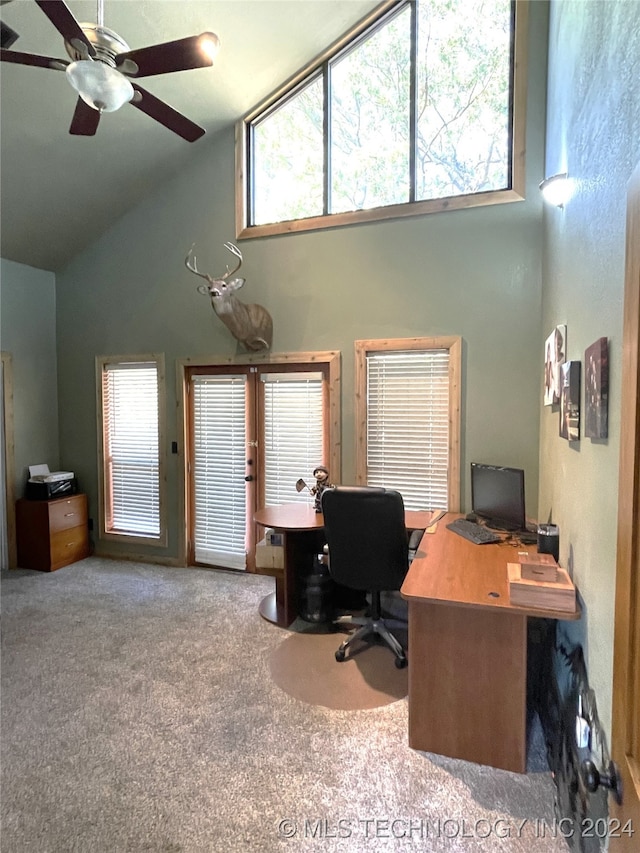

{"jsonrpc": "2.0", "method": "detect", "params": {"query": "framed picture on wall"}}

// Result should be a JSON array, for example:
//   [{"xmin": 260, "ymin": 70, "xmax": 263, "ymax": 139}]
[
  {"xmin": 559, "ymin": 360, "xmax": 581, "ymax": 441},
  {"xmin": 584, "ymin": 337, "xmax": 609, "ymax": 439},
  {"xmin": 544, "ymin": 324, "xmax": 566, "ymax": 406}
]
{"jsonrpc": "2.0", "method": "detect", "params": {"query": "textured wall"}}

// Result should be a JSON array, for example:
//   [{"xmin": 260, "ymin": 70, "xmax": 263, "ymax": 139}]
[
  {"xmin": 540, "ymin": 0, "xmax": 640, "ymax": 736},
  {"xmin": 0, "ymin": 258, "xmax": 59, "ymax": 495}
]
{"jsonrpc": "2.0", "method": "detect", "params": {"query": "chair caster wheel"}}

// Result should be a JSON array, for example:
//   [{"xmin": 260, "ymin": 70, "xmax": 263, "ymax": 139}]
[
  {"xmin": 335, "ymin": 649, "xmax": 346, "ymax": 662},
  {"xmin": 395, "ymin": 656, "xmax": 408, "ymax": 669}
]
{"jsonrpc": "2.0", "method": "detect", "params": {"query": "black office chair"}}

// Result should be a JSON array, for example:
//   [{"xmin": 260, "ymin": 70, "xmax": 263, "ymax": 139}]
[{"xmin": 321, "ymin": 485, "xmax": 416, "ymax": 669}]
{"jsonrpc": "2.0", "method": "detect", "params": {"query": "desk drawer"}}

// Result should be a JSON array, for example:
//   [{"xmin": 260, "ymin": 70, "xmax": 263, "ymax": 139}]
[
  {"xmin": 50, "ymin": 525, "xmax": 90, "ymax": 570},
  {"xmin": 49, "ymin": 495, "xmax": 88, "ymax": 533}
]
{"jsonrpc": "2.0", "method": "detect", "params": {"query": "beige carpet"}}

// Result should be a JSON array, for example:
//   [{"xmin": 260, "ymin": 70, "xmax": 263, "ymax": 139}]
[
  {"xmin": 269, "ymin": 628, "xmax": 408, "ymax": 710},
  {"xmin": 2, "ymin": 560, "xmax": 567, "ymax": 853}
]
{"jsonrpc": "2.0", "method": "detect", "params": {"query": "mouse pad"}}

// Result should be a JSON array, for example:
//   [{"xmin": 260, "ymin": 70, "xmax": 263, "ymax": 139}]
[{"xmin": 269, "ymin": 629, "xmax": 408, "ymax": 710}]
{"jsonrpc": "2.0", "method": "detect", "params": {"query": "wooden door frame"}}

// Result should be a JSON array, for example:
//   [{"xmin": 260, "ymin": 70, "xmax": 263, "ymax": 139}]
[
  {"xmin": 176, "ymin": 351, "xmax": 341, "ymax": 568},
  {"xmin": 1, "ymin": 352, "xmax": 17, "ymax": 570},
  {"xmin": 610, "ymin": 162, "xmax": 640, "ymax": 847}
]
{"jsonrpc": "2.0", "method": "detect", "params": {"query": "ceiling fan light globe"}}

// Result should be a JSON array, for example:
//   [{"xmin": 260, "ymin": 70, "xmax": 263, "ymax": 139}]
[
  {"xmin": 199, "ymin": 32, "xmax": 220, "ymax": 62},
  {"xmin": 66, "ymin": 60, "xmax": 134, "ymax": 113}
]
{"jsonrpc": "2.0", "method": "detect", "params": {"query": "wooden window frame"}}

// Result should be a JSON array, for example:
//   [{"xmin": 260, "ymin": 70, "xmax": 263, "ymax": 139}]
[
  {"xmin": 235, "ymin": 0, "xmax": 529, "ymax": 240},
  {"xmin": 1, "ymin": 352, "xmax": 16, "ymax": 569},
  {"xmin": 354, "ymin": 336, "xmax": 461, "ymax": 510},
  {"xmin": 96, "ymin": 353, "xmax": 167, "ymax": 548}
]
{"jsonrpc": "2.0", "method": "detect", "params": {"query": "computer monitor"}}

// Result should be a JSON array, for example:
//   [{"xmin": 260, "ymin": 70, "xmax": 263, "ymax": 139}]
[{"xmin": 470, "ymin": 462, "xmax": 526, "ymax": 532}]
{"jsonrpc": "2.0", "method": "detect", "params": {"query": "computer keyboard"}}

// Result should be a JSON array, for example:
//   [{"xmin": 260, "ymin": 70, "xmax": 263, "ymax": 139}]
[{"xmin": 446, "ymin": 518, "xmax": 502, "ymax": 544}]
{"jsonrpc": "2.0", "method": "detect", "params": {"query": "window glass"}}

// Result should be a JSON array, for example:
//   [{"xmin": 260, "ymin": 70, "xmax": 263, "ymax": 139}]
[
  {"xmin": 415, "ymin": 0, "xmax": 512, "ymax": 199},
  {"xmin": 240, "ymin": 0, "xmax": 523, "ymax": 237},
  {"xmin": 366, "ymin": 350, "xmax": 450, "ymax": 509},
  {"xmin": 355, "ymin": 338, "xmax": 461, "ymax": 511},
  {"xmin": 262, "ymin": 372, "xmax": 325, "ymax": 506},
  {"xmin": 330, "ymin": 5, "xmax": 411, "ymax": 213},
  {"xmin": 253, "ymin": 76, "xmax": 324, "ymax": 225}
]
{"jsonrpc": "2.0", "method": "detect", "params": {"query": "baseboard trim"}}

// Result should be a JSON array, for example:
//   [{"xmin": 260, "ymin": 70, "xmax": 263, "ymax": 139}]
[{"xmin": 92, "ymin": 551, "xmax": 185, "ymax": 568}]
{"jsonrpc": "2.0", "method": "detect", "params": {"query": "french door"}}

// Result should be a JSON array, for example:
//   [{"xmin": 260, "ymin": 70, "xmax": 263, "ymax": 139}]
[{"xmin": 185, "ymin": 359, "xmax": 335, "ymax": 571}]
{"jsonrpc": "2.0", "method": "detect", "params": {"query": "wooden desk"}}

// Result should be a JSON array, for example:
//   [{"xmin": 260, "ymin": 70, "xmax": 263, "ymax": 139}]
[
  {"xmin": 401, "ymin": 513, "xmax": 580, "ymax": 774},
  {"xmin": 255, "ymin": 503, "xmax": 433, "ymax": 628}
]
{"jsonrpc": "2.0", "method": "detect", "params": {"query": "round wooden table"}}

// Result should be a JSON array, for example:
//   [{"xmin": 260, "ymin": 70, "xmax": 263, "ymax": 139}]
[
  {"xmin": 254, "ymin": 503, "xmax": 324, "ymax": 626},
  {"xmin": 254, "ymin": 502, "xmax": 434, "ymax": 627}
]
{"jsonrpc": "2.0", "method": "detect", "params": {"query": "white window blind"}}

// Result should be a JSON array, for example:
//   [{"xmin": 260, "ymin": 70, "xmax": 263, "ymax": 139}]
[
  {"xmin": 366, "ymin": 350, "xmax": 449, "ymax": 510},
  {"xmin": 262, "ymin": 372, "xmax": 324, "ymax": 507},
  {"xmin": 102, "ymin": 361, "xmax": 160, "ymax": 537},
  {"xmin": 192, "ymin": 375, "xmax": 247, "ymax": 570}
]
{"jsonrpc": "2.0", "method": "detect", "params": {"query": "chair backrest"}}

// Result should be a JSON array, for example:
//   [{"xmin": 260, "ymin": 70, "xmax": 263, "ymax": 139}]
[{"xmin": 321, "ymin": 485, "xmax": 409, "ymax": 592}]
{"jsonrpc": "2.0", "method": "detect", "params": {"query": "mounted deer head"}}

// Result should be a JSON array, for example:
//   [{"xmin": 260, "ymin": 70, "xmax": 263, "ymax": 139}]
[{"xmin": 185, "ymin": 242, "xmax": 273, "ymax": 352}]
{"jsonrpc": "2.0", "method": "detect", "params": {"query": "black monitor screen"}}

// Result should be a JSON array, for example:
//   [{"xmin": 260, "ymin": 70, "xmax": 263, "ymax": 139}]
[{"xmin": 470, "ymin": 463, "xmax": 526, "ymax": 531}]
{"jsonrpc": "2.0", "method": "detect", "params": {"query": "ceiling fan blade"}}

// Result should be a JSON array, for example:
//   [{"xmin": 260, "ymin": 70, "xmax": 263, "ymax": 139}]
[
  {"xmin": 116, "ymin": 33, "xmax": 218, "ymax": 78},
  {"xmin": 69, "ymin": 97, "xmax": 100, "ymax": 136},
  {"xmin": 1, "ymin": 21, "xmax": 19, "ymax": 49},
  {"xmin": 130, "ymin": 84, "xmax": 205, "ymax": 142},
  {"xmin": 0, "ymin": 47, "xmax": 68, "ymax": 70},
  {"xmin": 34, "ymin": 0, "xmax": 95, "ymax": 58}
]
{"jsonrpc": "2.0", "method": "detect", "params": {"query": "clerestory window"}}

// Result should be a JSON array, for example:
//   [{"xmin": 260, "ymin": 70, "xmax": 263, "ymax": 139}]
[{"xmin": 236, "ymin": 0, "xmax": 527, "ymax": 239}]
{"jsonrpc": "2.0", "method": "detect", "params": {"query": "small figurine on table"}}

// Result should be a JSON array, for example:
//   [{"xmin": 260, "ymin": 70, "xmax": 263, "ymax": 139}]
[{"xmin": 311, "ymin": 466, "xmax": 332, "ymax": 513}]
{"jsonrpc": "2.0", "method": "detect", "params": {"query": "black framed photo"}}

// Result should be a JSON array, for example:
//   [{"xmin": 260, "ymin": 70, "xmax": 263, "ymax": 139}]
[
  {"xmin": 584, "ymin": 337, "xmax": 609, "ymax": 439},
  {"xmin": 559, "ymin": 360, "xmax": 581, "ymax": 441}
]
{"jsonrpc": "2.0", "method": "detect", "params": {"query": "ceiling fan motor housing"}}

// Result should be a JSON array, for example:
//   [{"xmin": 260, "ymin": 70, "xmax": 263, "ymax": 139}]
[
  {"xmin": 1, "ymin": 1, "xmax": 213, "ymax": 141},
  {"xmin": 64, "ymin": 23, "xmax": 132, "ymax": 69}
]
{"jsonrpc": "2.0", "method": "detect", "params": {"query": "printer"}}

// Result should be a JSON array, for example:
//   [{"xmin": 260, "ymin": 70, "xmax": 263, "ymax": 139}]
[{"xmin": 26, "ymin": 464, "xmax": 77, "ymax": 500}]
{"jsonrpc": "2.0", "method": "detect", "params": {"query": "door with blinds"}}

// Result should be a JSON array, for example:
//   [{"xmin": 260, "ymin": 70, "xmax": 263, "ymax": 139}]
[
  {"xmin": 190, "ymin": 371, "xmax": 249, "ymax": 569},
  {"xmin": 186, "ymin": 364, "xmax": 328, "ymax": 571}
]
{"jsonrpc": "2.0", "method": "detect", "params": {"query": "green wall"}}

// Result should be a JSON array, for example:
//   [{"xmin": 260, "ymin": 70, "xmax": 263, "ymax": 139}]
[
  {"xmin": 0, "ymin": 258, "xmax": 59, "ymax": 498},
  {"xmin": 53, "ymin": 0, "xmax": 549, "ymax": 564},
  {"xmin": 539, "ymin": 0, "xmax": 640, "ymax": 737}
]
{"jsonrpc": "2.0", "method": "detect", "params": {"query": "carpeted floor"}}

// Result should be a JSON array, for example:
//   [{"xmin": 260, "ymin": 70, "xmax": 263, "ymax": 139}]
[{"xmin": 1, "ymin": 558, "xmax": 569, "ymax": 852}]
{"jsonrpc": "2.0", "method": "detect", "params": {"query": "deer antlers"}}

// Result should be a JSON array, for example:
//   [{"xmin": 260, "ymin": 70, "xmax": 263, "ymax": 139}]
[
  {"xmin": 185, "ymin": 242, "xmax": 245, "ymax": 295},
  {"xmin": 184, "ymin": 241, "xmax": 273, "ymax": 352},
  {"xmin": 186, "ymin": 240, "xmax": 242, "ymax": 278}
]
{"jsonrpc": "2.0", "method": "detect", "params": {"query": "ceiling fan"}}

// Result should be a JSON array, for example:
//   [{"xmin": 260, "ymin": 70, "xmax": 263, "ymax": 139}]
[{"xmin": 0, "ymin": 0, "xmax": 220, "ymax": 141}]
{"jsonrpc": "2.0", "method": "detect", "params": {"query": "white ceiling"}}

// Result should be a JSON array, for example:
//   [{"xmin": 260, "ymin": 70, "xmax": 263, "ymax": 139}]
[{"xmin": 0, "ymin": 0, "xmax": 379, "ymax": 271}]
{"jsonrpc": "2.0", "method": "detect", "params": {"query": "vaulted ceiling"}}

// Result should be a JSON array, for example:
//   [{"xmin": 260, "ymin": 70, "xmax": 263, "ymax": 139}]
[{"xmin": 0, "ymin": 0, "xmax": 379, "ymax": 272}]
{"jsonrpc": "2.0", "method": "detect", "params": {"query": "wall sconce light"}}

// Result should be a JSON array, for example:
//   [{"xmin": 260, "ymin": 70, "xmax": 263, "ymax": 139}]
[{"xmin": 539, "ymin": 173, "xmax": 573, "ymax": 208}]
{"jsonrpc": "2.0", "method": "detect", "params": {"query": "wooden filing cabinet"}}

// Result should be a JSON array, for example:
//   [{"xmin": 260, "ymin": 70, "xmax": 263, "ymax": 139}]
[{"xmin": 16, "ymin": 494, "xmax": 90, "ymax": 571}]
